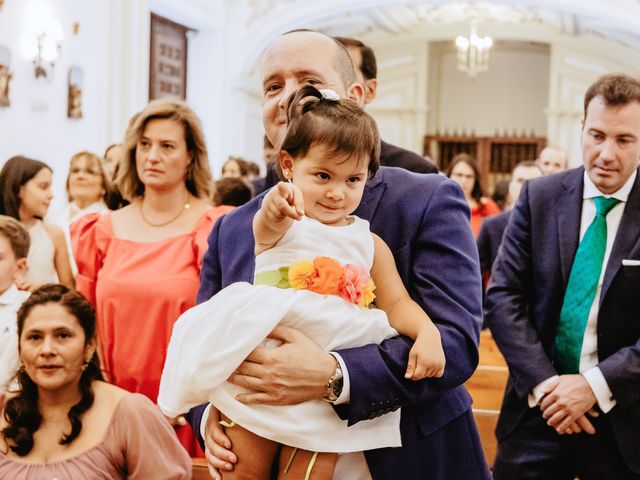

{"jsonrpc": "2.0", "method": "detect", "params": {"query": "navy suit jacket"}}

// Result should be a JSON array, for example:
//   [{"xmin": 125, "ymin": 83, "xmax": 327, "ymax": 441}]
[
  {"xmin": 476, "ymin": 210, "xmax": 510, "ymax": 280},
  {"xmin": 379, "ymin": 141, "xmax": 438, "ymax": 174},
  {"xmin": 190, "ymin": 167, "xmax": 485, "ymax": 477},
  {"xmin": 486, "ymin": 167, "xmax": 640, "ymax": 473}
]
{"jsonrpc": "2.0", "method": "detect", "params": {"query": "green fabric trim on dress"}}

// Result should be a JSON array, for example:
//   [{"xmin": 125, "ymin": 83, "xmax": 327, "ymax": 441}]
[{"xmin": 254, "ymin": 266, "xmax": 290, "ymax": 288}]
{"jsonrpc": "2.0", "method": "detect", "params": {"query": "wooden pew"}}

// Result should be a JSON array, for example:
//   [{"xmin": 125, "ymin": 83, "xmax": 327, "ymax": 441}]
[
  {"xmin": 465, "ymin": 330, "xmax": 508, "ymax": 467},
  {"xmin": 192, "ymin": 458, "xmax": 211, "ymax": 480}
]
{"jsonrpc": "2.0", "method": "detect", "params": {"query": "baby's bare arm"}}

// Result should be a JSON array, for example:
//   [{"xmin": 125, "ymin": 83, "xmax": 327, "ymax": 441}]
[{"xmin": 370, "ymin": 234, "xmax": 445, "ymax": 379}]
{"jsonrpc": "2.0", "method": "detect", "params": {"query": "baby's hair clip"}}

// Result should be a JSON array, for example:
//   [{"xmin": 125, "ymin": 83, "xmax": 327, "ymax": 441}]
[{"xmin": 319, "ymin": 88, "xmax": 340, "ymax": 101}]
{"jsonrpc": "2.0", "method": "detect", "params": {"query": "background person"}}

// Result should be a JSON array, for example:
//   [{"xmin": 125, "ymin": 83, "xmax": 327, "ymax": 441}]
[
  {"xmin": 0, "ymin": 216, "xmax": 29, "ymax": 393},
  {"xmin": 446, "ymin": 153, "xmax": 500, "ymax": 237},
  {"xmin": 335, "ymin": 36, "xmax": 438, "ymax": 175},
  {"xmin": 103, "ymin": 143, "xmax": 124, "ymax": 181},
  {"xmin": 0, "ymin": 156, "xmax": 74, "ymax": 291},
  {"xmin": 477, "ymin": 160, "xmax": 543, "ymax": 284},
  {"xmin": 72, "ymin": 98, "xmax": 224, "ymax": 456},
  {"xmin": 537, "ymin": 146, "xmax": 569, "ymax": 175},
  {"xmin": 212, "ymin": 177, "xmax": 254, "ymax": 207},
  {"xmin": 0, "ymin": 284, "xmax": 192, "ymax": 479},
  {"xmin": 221, "ymin": 156, "xmax": 249, "ymax": 179},
  {"xmin": 48, "ymin": 151, "xmax": 111, "ymax": 276}
]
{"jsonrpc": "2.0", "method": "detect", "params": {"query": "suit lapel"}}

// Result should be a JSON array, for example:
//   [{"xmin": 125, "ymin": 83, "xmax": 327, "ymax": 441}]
[
  {"xmin": 354, "ymin": 171, "xmax": 386, "ymax": 223},
  {"xmin": 601, "ymin": 169, "xmax": 640, "ymax": 300},
  {"xmin": 556, "ymin": 169, "xmax": 584, "ymax": 287}
]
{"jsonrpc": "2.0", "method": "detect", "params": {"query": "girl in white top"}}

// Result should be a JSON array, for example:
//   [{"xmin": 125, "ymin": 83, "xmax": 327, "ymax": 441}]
[
  {"xmin": 160, "ymin": 86, "xmax": 445, "ymax": 479},
  {"xmin": 0, "ymin": 156, "xmax": 74, "ymax": 291},
  {"xmin": 48, "ymin": 151, "xmax": 110, "ymax": 276}
]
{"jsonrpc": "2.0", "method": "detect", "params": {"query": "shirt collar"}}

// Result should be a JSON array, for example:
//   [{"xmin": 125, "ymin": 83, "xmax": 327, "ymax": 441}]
[
  {"xmin": 583, "ymin": 169, "xmax": 637, "ymax": 202},
  {"xmin": 0, "ymin": 284, "xmax": 24, "ymax": 306}
]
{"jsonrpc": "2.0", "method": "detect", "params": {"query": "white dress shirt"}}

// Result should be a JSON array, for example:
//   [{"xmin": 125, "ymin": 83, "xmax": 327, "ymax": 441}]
[
  {"xmin": 530, "ymin": 170, "xmax": 637, "ymax": 413},
  {"xmin": 0, "ymin": 284, "xmax": 29, "ymax": 392}
]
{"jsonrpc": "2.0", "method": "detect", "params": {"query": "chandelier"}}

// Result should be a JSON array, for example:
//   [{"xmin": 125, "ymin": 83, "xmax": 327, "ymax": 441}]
[{"xmin": 455, "ymin": 21, "xmax": 493, "ymax": 79}]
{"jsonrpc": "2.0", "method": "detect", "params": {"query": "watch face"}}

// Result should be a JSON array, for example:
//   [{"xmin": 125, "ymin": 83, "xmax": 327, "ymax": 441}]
[{"xmin": 332, "ymin": 377, "xmax": 344, "ymax": 397}]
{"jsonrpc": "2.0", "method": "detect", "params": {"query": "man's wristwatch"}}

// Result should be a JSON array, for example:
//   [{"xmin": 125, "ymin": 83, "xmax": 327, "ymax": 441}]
[{"xmin": 324, "ymin": 357, "xmax": 343, "ymax": 402}]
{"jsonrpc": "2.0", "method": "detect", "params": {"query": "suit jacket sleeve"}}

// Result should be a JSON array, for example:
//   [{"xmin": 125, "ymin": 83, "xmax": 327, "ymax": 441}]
[
  {"xmin": 335, "ymin": 179, "xmax": 483, "ymax": 425},
  {"xmin": 485, "ymin": 182, "xmax": 557, "ymax": 398},
  {"xmin": 196, "ymin": 215, "xmax": 224, "ymax": 305}
]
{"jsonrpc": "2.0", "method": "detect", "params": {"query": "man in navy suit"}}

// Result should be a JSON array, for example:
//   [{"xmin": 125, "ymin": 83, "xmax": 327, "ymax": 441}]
[
  {"xmin": 487, "ymin": 74, "xmax": 640, "ymax": 479},
  {"xmin": 477, "ymin": 160, "xmax": 542, "ymax": 282},
  {"xmin": 190, "ymin": 30, "xmax": 489, "ymax": 480}
]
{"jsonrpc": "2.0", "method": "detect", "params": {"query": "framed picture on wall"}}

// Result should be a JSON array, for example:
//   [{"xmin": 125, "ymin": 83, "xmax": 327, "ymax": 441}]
[
  {"xmin": 149, "ymin": 13, "xmax": 189, "ymax": 100},
  {"xmin": 67, "ymin": 66, "xmax": 83, "ymax": 119},
  {"xmin": 0, "ymin": 45, "xmax": 12, "ymax": 108}
]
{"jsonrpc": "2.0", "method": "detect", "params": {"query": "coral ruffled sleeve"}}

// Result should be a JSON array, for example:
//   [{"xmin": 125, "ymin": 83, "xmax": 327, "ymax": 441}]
[
  {"xmin": 193, "ymin": 206, "xmax": 234, "ymax": 270},
  {"xmin": 70, "ymin": 213, "xmax": 111, "ymax": 306},
  {"xmin": 111, "ymin": 394, "xmax": 192, "ymax": 479}
]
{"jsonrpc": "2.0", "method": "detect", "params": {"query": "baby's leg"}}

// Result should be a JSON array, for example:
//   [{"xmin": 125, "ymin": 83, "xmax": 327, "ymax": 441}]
[
  {"xmin": 277, "ymin": 446, "xmax": 337, "ymax": 480},
  {"xmin": 219, "ymin": 413, "xmax": 280, "ymax": 479}
]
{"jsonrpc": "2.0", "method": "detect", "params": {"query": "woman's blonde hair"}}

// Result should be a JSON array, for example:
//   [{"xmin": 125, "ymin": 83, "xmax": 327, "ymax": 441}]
[{"xmin": 117, "ymin": 99, "xmax": 213, "ymax": 200}]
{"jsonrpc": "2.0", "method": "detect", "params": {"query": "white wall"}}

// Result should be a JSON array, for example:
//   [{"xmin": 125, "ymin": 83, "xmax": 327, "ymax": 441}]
[
  {"xmin": 0, "ymin": 0, "xmax": 226, "ymax": 209},
  {"xmin": 429, "ymin": 42, "xmax": 550, "ymax": 138},
  {"xmin": 0, "ymin": 0, "xmax": 111, "ymax": 206}
]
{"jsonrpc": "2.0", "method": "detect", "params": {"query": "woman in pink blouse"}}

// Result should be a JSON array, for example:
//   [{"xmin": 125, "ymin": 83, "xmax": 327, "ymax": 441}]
[{"xmin": 0, "ymin": 285, "xmax": 191, "ymax": 479}]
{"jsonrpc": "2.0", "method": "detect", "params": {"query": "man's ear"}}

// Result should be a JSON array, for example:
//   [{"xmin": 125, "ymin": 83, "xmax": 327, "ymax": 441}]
[
  {"xmin": 364, "ymin": 79, "xmax": 378, "ymax": 105},
  {"xmin": 13, "ymin": 258, "xmax": 27, "ymax": 280},
  {"xmin": 346, "ymin": 82, "xmax": 365, "ymax": 108},
  {"xmin": 279, "ymin": 150, "xmax": 294, "ymax": 179}
]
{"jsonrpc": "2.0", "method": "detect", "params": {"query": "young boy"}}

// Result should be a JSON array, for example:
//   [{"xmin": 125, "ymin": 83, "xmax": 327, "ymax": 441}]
[{"xmin": 0, "ymin": 215, "xmax": 30, "ymax": 392}]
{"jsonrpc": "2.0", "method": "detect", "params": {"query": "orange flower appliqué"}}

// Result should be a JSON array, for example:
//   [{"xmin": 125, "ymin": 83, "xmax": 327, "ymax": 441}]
[{"xmin": 308, "ymin": 257, "xmax": 344, "ymax": 294}]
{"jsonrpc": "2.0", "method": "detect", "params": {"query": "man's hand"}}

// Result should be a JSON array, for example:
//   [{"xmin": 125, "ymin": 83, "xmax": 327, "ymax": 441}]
[
  {"xmin": 203, "ymin": 406, "xmax": 236, "ymax": 480},
  {"xmin": 229, "ymin": 325, "xmax": 335, "ymax": 405},
  {"xmin": 539, "ymin": 374, "xmax": 598, "ymax": 435}
]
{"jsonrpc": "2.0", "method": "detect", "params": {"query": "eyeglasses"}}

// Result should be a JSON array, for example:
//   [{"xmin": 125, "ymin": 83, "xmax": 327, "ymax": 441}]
[{"xmin": 70, "ymin": 167, "xmax": 101, "ymax": 176}]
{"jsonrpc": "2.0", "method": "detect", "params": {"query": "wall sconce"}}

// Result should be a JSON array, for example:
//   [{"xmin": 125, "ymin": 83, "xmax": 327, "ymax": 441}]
[{"xmin": 33, "ymin": 22, "xmax": 63, "ymax": 79}]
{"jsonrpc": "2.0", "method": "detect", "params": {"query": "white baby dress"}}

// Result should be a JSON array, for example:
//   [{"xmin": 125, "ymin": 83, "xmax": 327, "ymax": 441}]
[{"xmin": 159, "ymin": 215, "xmax": 401, "ymax": 452}]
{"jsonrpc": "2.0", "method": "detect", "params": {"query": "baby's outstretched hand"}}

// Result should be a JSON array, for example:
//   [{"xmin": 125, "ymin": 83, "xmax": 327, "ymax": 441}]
[
  {"xmin": 405, "ymin": 327, "xmax": 446, "ymax": 380},
  {"xmin": 264, "ymin": 181, "xmax": 305, "ymax": 222}
]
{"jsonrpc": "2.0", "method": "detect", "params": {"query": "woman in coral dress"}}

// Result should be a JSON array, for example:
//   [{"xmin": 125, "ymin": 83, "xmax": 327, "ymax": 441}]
[
  {"xmin": 72, "ymin": 99, "xmax": 230, "ymax": 456},
  {"xmin": 446, "ymin": 153, "xmax": 500, "ymax": 237}
]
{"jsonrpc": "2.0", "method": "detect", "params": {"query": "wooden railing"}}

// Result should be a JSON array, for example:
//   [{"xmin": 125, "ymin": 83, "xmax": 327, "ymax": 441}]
[{"xmin": 423, "ymin": 134, "xmax": 547, "ymax": 193}]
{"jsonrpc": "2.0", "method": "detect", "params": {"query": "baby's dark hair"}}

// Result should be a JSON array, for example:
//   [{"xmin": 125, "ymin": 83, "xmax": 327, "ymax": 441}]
[{"xmin": 278, "ymin": 85, "xmax": 380, "ymax": 179}]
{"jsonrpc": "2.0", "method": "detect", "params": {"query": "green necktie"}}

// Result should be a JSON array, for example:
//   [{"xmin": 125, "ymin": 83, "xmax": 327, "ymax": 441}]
[{"xmin": 554, "ymin": 196, "xmax": 621, "ymax": 374}]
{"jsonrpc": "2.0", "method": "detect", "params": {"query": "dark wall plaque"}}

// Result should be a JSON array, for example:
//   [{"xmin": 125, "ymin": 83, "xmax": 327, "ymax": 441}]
[{"xmin": 149, "ymin": 13, "xmax": 188, "ymax": 100}]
